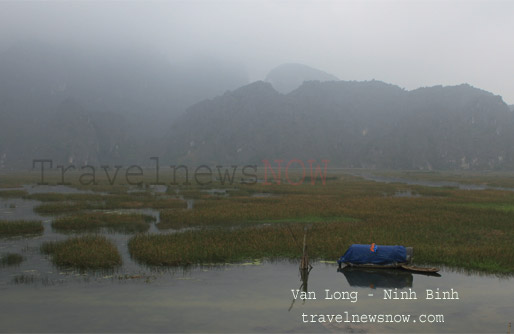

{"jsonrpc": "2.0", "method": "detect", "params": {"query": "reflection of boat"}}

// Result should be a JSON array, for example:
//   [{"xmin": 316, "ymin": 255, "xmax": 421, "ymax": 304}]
[
  {"xmin": 337, "ymin": 244, "xmax": 439, "ymax": 273},
  {"xmin": 339, "ymin": 266, "xmax": 414, "ymax": 289}
]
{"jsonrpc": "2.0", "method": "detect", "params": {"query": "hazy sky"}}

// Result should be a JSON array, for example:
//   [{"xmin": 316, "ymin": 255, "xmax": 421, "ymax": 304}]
[{"xmin": 1, "ymin": 0, "xmax": 513, "ymax": 103}]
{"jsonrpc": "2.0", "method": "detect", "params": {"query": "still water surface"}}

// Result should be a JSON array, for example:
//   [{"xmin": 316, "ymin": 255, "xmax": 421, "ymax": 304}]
[{"xmin": 1, "ymin": 259, "xmax": 512, "ymax": 333}]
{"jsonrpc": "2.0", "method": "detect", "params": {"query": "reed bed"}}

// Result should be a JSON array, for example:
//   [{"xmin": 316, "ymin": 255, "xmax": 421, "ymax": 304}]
[
  {"xmin": 0, "ymin": 172, "xmax": 36, "ymax": 188},
  {"xmin": 0, "ymin": 220, "xmax": 44, "ymax": 237},
  {"xmin": 157, "ymin": 195, "xmax": 356, "ymax": 229},
  {"xmin": 128, "ymin": 227, "xmax": 301, "ymax": 266},
  {"xmin": 24, "ymin": 193, "xmax": 106, "ymax": 202},
  {"xmin": 133, "ymin": 177, "xmax": 514, "ymax": 273},
  {"xmin": 4, "ymin": 169, "xmax": 514, "ymax": 272},
  {"xmin": 34, "ymin": 202, "xmax": 90, "ymax": 215},
  {"xmin": 0, "ymin": 190, "xmax": 28, "ymax": 198},
  {"xmin": 41, "ymin": 235, "xmax": 122, "ymax": 269},
  {"xmin": 158, "ymin": 207, "xmax": 357, "ymax": 229},
  {"xmin": 78, "ymin": 184, "xmax": 134, "ymax": 194},
  {"xmin": 0, "ymin": 253, "xmax": 24, "ymax": 266},
  {"xmin": 34, "ymin": 194, "xmax": 185, "ymax": 215},
  {"xmin": 52, "ymin": 212, "xmax": 155, "ymax": 233},
  {"xmin": 172, "ymin": 188, "xmax": 211, "ymax": 199}
]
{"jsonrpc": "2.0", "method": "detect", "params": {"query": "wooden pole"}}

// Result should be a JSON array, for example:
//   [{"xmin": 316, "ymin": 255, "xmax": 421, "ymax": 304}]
[{"xmin": 300, "ymin": 226, "xmax": 309, "ymax": 270}]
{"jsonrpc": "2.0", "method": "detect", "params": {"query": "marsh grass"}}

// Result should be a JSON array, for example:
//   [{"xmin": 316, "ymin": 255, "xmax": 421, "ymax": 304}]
[
  {"xmin": 33, "ymin": 193, "xmax": 185, "ymax": 215},
  {"xmin": 12, "ymin": 274, "xmax": 36, "ymax": 284},
  {"xmin": 0, "ymin": 172, "xmax": 36, "ymax": 189},
  {"xmin": 52, "ymin": 212, "xmax": 156, "ymax": 233},
  {"xmin": 0, "ymin": 253, "xmax": 24, "ymax": 266},
  {"xmin": 175, "ymin": 188, "xmax": 211, "ymax": 199},
  {"xmin": 0, "ymin": 220, "xmax": 44, "ymax": 237},
  {"xmin": 41, "ymin": 235, "xmax": 122, "ymax": 269},
  {"xmin": 34, "ymin": 202, "xmax": 90, "ymax": 215},
  {"xmin": 0, "ymin": 190, "xmax": 28, "ymax": 198},
  {"xmin": 133, "ymin": 175, "xmax": 514, "ymax": 273},
  {"xmin": 157, "ymin": 195, "xmax": 352, "ymax": 229},
  {"xmin": 253, "ymin": 216, "xmax": 360, "ymax": 224},
  {"xmin": 130, "ymin": 202, "xmax": 514, "ymax": 273},
  {"xmin": 3, "ymin": 169, "xmax": 514, "ymax": 273},
  {"xmin": 451, "ymin": 202, "xmax": 514, "ymax": 212},
  {"xmin": 128, "ymin": 228, "xmax": 298, "ymax": 266},
  {"xmin": 24, "ymin": 193, "xmax": 106, "ymax": 202}
]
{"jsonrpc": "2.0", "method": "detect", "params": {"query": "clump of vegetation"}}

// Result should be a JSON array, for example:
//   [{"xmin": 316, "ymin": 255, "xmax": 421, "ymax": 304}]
[
  {"xmin": 34, "ymin": 202, "xmax": 91, "ymax": 215},
  {"xmin": 128, "ymin": 227, "xmax": 299, "ymax": 266},
  {"xmin": 133, "ymin": 175, "xmax": 514, "ymax": 273},
  {"xmin": 33, "ymin": 193, "xmax": 185, "ymax": 216},
  {"xmin": 0, "ymin": 220, "xmax": 44, "ymax": 237},
  {"xmin": 451, "ymin": 202, "xmax": 514, "ymax": 212},
  {"xmin": 158, "ymin": 205, "xmax": 357, "ymax": 229},
  {"xmin": 12, "ymin": 274, "xmax": 36, "ymax": 284},
  {"xmin": 0, "ymin": 253, "xmax": 24, "ymax": 266},
  {"xmin": 24, "ymin": 193, "xmax": 106, "ymax": 202},
  {"xmin": 174, "ymin": 188, "xmax": 210, "ymax": 199},
  {"xmin": 52, "ymin": 212, "xmax": 155, "ymax": 233},
  {"xmin": 4, "ymin": 170, "xmax": 514, "ymax": 273},
  {"xmin": 41, "ymin": 235, "xmax": 122, "ymax": 269},
  {"xmin": 0, "ymin": 190, "xmax": 28, "ymax": 198},
  {"xmin": 157, "ymin": 194, "xmax": 354, "ymax": 229}
]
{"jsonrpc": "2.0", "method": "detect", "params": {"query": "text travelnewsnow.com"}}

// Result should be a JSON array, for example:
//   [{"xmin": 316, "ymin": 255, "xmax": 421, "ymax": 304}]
[{"xmin": 301, "ymin": 312, "xmax": 444, "ymax": 324}]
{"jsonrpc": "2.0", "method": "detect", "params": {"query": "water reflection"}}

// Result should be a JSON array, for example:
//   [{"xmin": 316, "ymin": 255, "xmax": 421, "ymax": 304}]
[
  {"xmin": 339, "ymin": 266, "xmax": 441, "ymax": 289},
  {"xmin": 0, "ymin": 260, "xmax": 512, "ymax": 333},
  {"xmin": 288, "ymin": 267, "xmax": 312, "ymax": 311}
]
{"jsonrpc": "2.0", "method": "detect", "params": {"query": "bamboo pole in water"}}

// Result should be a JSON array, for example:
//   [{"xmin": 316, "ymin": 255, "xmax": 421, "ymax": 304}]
[{"xmin": 300, "ymin": 227, "xmax": 309, "ymax": 270}]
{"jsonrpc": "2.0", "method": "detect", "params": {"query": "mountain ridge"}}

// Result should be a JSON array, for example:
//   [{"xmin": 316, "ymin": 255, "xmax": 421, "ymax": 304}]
[
  {"xmin": 163, "ymin": 80, "xmax": 513, "ymax": 170},
  {"xmin": 0, "ymin": 43, "xmax": 512, "ymax": 171},
  {"xmin": 265, "ymin": 63, "xmax": 338, "ymax": 94}
]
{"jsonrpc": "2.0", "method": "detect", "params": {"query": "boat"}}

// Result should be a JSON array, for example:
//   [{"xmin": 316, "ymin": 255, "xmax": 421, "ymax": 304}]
[
  {"xmin": 337, "ymin": 244, "xmax": 439, "ymax": 273},
  {"xmin": 399, "ymin": 264, "xmax": 440, "ymax": 274}
]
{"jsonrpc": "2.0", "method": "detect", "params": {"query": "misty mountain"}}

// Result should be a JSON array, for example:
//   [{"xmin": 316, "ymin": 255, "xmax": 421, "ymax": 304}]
[
  {"xmin": 1, "ymin": 41, "xmax": 513, "ymax": 171},
  {"xmin": 0, "ymin": 41, "xmax": 248, "ymax": 119},
  {"xmin": 0, "ymin": 98, "xmax": 155, "ymax": 168},
  {"xmin": 265, "ymin": 63, "xmax": 338, "ymax": 94},
  {"xmin": 0, "ymin": 41, "xmax": 249, "ymax": 168},
  {"xmin": 32, "ymin": 99, "xmax": 134, "ymax": 166},
  {"xmin": 164, "ymin": 80, "xmax": 514, "ymax": 170}
]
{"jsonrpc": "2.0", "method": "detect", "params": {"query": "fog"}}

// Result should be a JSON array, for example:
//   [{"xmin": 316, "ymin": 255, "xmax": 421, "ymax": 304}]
[{"xmin": 0, "ymin": 0, "xmax": 513, "ymax": 103}]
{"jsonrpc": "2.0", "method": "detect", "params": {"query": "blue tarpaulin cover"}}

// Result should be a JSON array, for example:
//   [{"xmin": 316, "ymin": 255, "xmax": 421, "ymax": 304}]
[{"xmin": 337, "ymin": 244, "xmax": 407, "ymax": 265}]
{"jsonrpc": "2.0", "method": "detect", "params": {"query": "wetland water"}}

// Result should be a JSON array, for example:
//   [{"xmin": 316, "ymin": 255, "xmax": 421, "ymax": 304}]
[{"xmin": 0, "ymin": 187, "xmax": 513, "ymax": 333}]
